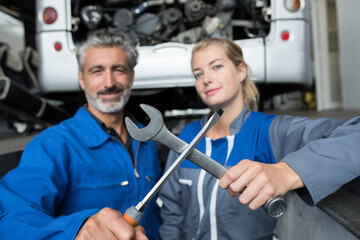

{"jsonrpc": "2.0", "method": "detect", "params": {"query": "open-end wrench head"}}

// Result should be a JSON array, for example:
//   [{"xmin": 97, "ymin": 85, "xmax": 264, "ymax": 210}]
[{"xmin": 125, "ymin": 104, "xmax": 164, "ymax": 141}]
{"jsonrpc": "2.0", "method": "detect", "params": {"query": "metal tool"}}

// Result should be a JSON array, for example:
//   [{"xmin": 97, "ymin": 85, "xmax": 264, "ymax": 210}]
[
  {"xmin": 125, "ymin": 104, "xmax": 287, "ymax": 219},
  {"xmin": 124, "ymin": 107, "xmax": 223, "ymax": 226}
]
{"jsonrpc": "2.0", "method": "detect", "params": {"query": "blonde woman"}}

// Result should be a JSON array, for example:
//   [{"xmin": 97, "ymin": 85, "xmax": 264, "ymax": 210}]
[{"xmin": 159, "ymin": 38, "xmax": 360, "ymax": 240}]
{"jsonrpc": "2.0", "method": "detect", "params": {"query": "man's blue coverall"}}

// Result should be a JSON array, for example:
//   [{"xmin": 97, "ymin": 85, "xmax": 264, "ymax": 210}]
[{"xmin": 0, "ymin": 107, "xmax": 162, "ymax": 239}]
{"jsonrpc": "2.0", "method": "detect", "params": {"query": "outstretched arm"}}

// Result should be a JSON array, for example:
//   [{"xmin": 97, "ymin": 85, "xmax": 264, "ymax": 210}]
[
  {"xmin": 271, "ymin": 115, "xmax": 360, "ymax": 205},
  {"xmin": 219, "ymin": 115, "xmax": 360, "ymax": 208}
]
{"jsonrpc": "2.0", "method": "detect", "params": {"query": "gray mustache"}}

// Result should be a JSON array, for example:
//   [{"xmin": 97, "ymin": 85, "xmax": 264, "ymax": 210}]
[{"xmin": 98, "ymin": 86, "xmax": 124, "ymax": 95}]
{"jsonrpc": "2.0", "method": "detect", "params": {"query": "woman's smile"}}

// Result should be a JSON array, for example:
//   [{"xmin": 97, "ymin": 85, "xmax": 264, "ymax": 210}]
[{"xmin": 205, "ymin": 87, "xmax": 221, "ymax": 96}]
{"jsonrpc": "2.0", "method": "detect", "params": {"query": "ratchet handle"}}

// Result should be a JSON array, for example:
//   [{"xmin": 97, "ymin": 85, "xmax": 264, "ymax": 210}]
[
  {"xmin": 262, "ymin": 196, "xmax": 287, "ymax": 218},
  {"xmin": 124, "ymin": 205, "xmax": 143, "ymax": 227}
]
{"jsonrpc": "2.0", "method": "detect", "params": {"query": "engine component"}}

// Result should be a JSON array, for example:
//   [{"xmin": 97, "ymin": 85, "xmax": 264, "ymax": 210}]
[
  {"xmin": 158, "ymin": 7, "xmax": 183, "ymax": 40},
  {"xmin": 132, "ymin": 2, "xmax": 150, "ymax": 17},
  {"xmin": 111, "ymin": 28, "xmax": 140, "ymax": 46},
  {"xmin": 163, "ymin": 7, "xmax": 182, "ymax": 26},
  {"xmin": 80, "ymin": 5, "xmax": 102, "ymax": 29},
  {"xmin": 203, "ymin": 11, "xmax": 233, "ymax": 38},
  {"xmin": 135, "ymin": 13, "xmax": 161, "ymax": 36},
  {"xmin": 206, "ymin": 5, "xmax": 217, "ymax": 17},
  {"xmin": 202, "ymin": 16, "xmax": 220, "ymax": 36},
  {"xmin": 113, "ymin": 9, "xmax": 133, "ymax": 29},
  {"xmin": 217, "ymin": 0, "xmax": 236, "ymax": 11},
  {"xmin": 72, "ymin": 0, "xmax": 271, "ymax": 45},
  {"xmin": 184, "ymin": 0, "xmax": 206, "ymax": 22},
  {"xmin": 172, "ymin": 27, "xmax": 204, "ymax": 44},
  {"xmin": 104, "ymin": 0, "xmax": 130, "ymax": 7}
]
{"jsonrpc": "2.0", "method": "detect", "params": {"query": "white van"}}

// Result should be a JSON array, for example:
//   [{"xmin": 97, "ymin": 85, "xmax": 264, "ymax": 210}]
[{"xmin": 36, "ymin": 0, "xmax": 311, "ymax": 110}]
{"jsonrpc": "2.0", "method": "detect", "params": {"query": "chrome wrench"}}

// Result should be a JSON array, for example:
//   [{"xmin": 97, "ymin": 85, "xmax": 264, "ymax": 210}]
[
  {"xmin": 124, "ymin": 107, "xmax": 223, "ymax": 226},
  {"xmin": 125, "ymin": 104, "xmax": 286, "ymax": 218}
]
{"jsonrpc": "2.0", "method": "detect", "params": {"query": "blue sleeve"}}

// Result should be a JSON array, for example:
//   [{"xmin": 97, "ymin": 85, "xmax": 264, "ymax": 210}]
[
  {"xmin": 159, "ymin": 150, "xmax": 183, "ymax": 240},
  {"xmin": 270, "ymin": 115, "xmax": 360, "ymax": 205},
  {"xmin": 0, "ymin": 132, "xmax": 99, "ymax": 239}
]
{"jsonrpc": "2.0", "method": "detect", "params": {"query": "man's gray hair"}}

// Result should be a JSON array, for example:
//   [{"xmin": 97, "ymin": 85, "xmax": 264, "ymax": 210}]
[{"xmin": 76, "ymin": 33, "xmax": 139, "ymax": 73}]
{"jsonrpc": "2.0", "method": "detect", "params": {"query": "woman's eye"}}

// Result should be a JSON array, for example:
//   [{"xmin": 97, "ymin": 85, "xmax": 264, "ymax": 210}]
[
  {"xmin": 214, "ymin": 64, "xmax": 222, "ymax": 70},
  {"xmin": 194, "ymin": 72, "xmax": 203, "ymax": 79}
]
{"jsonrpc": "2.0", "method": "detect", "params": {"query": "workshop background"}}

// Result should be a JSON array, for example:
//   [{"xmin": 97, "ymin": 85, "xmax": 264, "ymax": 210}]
[{"xmin": 0, "ymin": 0, "xmax": 359, "ymax": 239}]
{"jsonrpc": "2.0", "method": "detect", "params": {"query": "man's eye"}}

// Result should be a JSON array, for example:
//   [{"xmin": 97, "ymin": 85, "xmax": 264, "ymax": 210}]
[
  {"xmin": 115, "ymin": 68, "xmax": 126, "ymax": 73},
  {"xmin": 194, "ymin": 72, "xmax": 203, "ymax": 79}
]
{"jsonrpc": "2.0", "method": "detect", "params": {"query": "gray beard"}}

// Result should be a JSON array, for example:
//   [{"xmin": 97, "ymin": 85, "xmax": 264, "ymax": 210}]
[{"xmin": 84, "ymin": 88, "xmax": 131, "ymax": 113}]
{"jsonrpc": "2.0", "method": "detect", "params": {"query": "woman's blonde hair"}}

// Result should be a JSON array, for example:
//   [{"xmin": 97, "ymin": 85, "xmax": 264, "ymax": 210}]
[{"xmin": 191, "ymin": 38, "xmax": 259, "ymax": 111}]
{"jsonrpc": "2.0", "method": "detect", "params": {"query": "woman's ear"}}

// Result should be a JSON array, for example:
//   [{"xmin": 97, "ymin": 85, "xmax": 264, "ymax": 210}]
[{"xmin": 237, "ymin": 63, "xmax": 247, "ymax": 82}]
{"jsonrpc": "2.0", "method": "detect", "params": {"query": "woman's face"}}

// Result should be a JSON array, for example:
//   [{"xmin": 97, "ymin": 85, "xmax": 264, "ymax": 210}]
[{"xmin": 192, "ymin": 45, "xmax": 246, "ymax": 110}]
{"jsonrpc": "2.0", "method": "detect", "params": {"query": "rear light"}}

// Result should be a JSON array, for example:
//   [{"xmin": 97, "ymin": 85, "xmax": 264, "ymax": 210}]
[
  {"xmin": 43, "ymin": 7, "xmax": 57, "ymax": 24},
  {"xmin": 284, "ymin": 0, "xmax": 301, "ymax": 12},
  {"xmin": 54, "ymin": 42, "xmax": 62, "ymax": 51},
  {"xmin": 281, "ymin": 31, "xmax": 290, "ymax": 41}
]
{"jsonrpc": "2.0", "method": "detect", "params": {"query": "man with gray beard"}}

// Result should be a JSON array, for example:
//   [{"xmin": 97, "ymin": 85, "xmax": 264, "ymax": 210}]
[{"xmin": 0, "ymin": 33, "xmax": 162, "ymax": 240}]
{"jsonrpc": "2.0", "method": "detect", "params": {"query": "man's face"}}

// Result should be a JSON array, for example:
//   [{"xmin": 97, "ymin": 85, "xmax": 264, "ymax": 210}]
[{"xmin": 78, "ymin": 46, "xmax": 134, "ymax": 113}]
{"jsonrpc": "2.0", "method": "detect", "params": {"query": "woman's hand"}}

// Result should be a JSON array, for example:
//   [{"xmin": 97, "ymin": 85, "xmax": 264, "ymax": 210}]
[{"xmin": 219, "ymin": 160, "xmax": 304, "ymax": 210}]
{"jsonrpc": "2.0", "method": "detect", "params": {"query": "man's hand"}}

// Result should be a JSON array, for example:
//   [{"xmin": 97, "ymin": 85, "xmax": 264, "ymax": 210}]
[
  {"xmin": 75, "ymin": 207, "xmax": 148, "ymax": 240},
  {"xmin": 219, "ymin": 160, "xmax": 304, "ymax": 210}
]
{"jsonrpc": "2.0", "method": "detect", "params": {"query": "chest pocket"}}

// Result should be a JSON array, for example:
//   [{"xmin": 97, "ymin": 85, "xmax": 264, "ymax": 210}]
[
  {"xmin": 76, "ymin": 174, "xmax": 130, "ymax": 189},
  {"xmin": 67, "ymin": 174, "xmax": 134, "ymax": 212}
]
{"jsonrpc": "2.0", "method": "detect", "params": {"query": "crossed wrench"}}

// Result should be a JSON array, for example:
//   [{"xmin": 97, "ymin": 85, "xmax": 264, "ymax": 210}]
[{"xmin": 125, "ymin": 104, "xmax": 286, "ymax": 219}]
